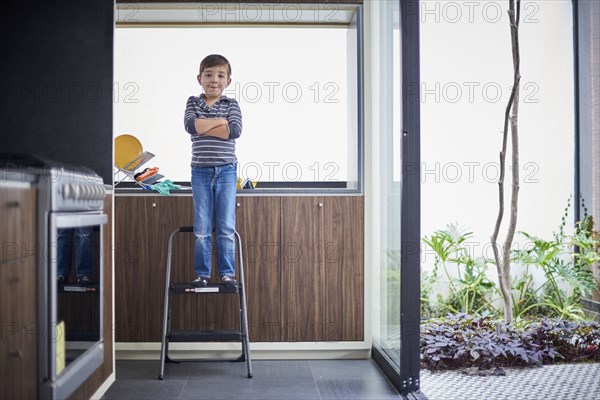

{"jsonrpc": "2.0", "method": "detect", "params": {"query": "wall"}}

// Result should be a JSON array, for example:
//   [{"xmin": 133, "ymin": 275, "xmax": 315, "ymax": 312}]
[
  {"xmin": 419, "ymin": 1, "xmax": 576, "ymax": 288},
  {"xmin": 0, "ymin": 1, "xmax": 114, "ymax": 184},
  {"xmin": 0, "ymin": 0, "xmax": 115, "ymax": 397}
]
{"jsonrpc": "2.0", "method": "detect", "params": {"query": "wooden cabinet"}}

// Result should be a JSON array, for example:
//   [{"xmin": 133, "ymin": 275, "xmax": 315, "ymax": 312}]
[
  {"xmin": 323, "ymin": 196, "xmax": 364, "ymax": 341},
  {"xmin": 0, "ymin": 185, "xmax": 37, "ymax": 400},
  {"xmin": 114, "ymin": 195, "xmax": 364, "ymax": 343},
  {"xmin": 237, "ymin": 197, "xmax": 282, "ymax": 342},
  {"xmin": 281, "ymin": 197, "xmax": 364, "ymax": 342},
  {"xmin": 281, "ymin": 197, "xmax": 324, "ymax": 341},
  {"xmin": 115, "ymin": 196, "xmax": 193, "ymax": 342}
]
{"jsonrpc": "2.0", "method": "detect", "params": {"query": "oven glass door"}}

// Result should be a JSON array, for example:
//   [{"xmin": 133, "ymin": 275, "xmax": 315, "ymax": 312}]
[{"xmin": 47, "ymin": 211, "xmax": 107, "ymax": 398}]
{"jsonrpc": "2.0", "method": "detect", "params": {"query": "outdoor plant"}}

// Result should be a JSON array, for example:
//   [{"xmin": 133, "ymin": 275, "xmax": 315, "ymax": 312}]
[
  {"xmin": 512, "ymin": 198, "xmax": 599, "ymax": 320},
  {"xmin": 423, "ymin": 196, "xmax": 600, "ymax": 321},
  {"xmin": 512, "ymin": 232, "xmax": 595, "ymax": 320},
  {"xmin": 422, "ymin": 224, "xmax": 497, "ymax": 318},
  {"xmin": 570, "ymin": 212, "xmax": 600, "ymax": 299},
  {"xmin": 420, "ymin": 313, "xmax": 600, "ymax": 372},
  {"xmin": 421, "ymin": 268, "xmax": 439, "ymax": 318},
  {"xmin": 509, "ymin": 270, "xmax": 541, "ymax": 320}
]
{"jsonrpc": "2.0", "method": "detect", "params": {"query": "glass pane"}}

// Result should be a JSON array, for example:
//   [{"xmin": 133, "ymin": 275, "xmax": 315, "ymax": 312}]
[
  {"xmin": 56, "ymin": 225, "xmax": 101, "ymax": 372},
  {"xmin": 114, "ymin": 27, "xmax": 353, "ymax": 184},
  {"xmin": 372, "ymin": 0, "xmax": 401, "ymax": 370}
]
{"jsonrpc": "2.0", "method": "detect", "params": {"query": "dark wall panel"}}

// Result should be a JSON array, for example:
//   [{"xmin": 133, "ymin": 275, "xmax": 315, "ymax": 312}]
[{"xmin": 0, "ymin": 1, "xmax": 114, "ymax": 184}]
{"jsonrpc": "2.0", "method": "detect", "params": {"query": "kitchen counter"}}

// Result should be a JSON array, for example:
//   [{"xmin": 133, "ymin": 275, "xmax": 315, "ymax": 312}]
[{"xmin": 114, "ymin": 181, "xmax": 359, "ymax": 196}]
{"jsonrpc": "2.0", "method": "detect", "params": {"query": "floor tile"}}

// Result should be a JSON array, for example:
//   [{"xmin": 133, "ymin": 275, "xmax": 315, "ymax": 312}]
[
  {"xmin": 100, "ymin": 379, "xmax": 142, "ymax": 400},
  {"xmin": 420, "ymin": 363, "xmax": 600, "ymax": 400},
  {"xmin": 249, "ymin": 360, "xmax": 313, "ymax": 379},
  {"xmin": 160, "ymin": 361, "xmax": 196, "ymax": 380},
  {"xmin": 115, "ymin": 360, "xmax": 161, "ymax": 380},
  {"xmin": 179, "ymin": 377, "xmax": 320, "ymax": 400},
  {"xmin": 185, "ymin": 360, "xmax": 251, "ymax": 380},
  {"xmin": 107, "ymin": 359, "xmax": 400, "ymax": 400},
  {"xmin": 129, "ymin": 379, "xmax": 186, "ymax": 400},
  {"xmin": 310, "ymin": 359, "xmax": 385, "ymax": 380},
  {"xmin": 315, "ymin": 377, "xmax": 402, "ymax": 400}
]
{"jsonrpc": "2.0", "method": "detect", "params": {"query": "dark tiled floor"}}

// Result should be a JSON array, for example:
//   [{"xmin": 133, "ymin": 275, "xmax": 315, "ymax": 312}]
[{"xmin": 101, "ymin": 359, "xmax": 403, "ymax": 400}]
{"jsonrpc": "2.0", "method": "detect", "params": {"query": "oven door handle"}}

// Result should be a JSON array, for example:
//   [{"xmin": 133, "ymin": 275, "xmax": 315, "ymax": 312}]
[{"xmin": 53, "ymin": 212, "xmax": 107, "ymax": 229}]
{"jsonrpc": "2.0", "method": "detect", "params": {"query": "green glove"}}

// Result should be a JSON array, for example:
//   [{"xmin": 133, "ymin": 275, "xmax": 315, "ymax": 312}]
[{"xmin": 149, "ymin": 180, "xmax": 181, "ymax": 196}]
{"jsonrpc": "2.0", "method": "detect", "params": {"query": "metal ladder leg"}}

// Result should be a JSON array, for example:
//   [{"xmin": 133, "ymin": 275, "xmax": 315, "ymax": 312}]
[
  {"xmin": 159, "ymin": 228, "xmax": 179, "ymax": 379},
  {"xmin": 235, "ymin": 231, "xmax": 253, "ymax": 378}
]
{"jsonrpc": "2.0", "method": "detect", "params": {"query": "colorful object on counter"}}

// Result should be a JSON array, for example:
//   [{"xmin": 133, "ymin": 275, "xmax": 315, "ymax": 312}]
[
  {"xmin": 147, "ymin": 179, "xmax": 181, "ymax": 196},
  {"xmin": 134, "ymin": 167, "xmax": 159, "ymax": 182},
  {"xmin": 114, "ymin": 134, "xmax": 143, "ymax": 170},
  {"xmin": 236, "ymin": 177, "xmax": 256, "ymax": 190}
]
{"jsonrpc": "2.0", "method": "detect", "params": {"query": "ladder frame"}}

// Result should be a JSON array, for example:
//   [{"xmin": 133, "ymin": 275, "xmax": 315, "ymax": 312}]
[{"xmin": 158, "ymin": 227, "xmax": 253, "ymax": 379}]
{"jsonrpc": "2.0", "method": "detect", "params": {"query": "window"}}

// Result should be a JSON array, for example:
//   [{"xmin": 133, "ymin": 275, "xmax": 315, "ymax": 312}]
[{"xmin": 114, "ymin": 3, "xmax": 362, "ymax": 191}]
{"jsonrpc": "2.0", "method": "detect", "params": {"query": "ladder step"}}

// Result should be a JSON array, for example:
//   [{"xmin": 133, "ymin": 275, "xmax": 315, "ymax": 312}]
[
  {"xmin": 168, "ymin": 330, "xmax": 242, "ymax": 342},
  {"xmin": 169, "ymin": 283, "xmax": 239, "ymax": 294}
]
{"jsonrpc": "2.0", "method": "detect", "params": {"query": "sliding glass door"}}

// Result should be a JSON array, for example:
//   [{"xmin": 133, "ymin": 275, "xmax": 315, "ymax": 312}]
[
  {"xmin": 370, "ymin": 0, "xmax": 421, "ymax": 396},
  {"xmin": 371, "ymin": 0, "xmax": 401, "ymax": 369}
]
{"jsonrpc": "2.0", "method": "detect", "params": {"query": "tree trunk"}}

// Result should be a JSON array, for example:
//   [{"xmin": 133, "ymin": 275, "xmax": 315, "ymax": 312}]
[{"xmin": 491, "ymin": 0, "xmax": 521, "ymax": 324}]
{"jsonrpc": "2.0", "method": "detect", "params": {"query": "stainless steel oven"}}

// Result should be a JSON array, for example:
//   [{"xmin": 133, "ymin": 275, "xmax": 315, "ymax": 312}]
[{"xmin": 29, "ymin": 159, "xmax": 107, "ymax": 400}]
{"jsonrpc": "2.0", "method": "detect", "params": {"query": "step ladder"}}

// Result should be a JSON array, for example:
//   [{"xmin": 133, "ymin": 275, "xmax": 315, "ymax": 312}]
[{"xmin": 158, "ymin": 227, "xmax": 253, "ymax": 379}]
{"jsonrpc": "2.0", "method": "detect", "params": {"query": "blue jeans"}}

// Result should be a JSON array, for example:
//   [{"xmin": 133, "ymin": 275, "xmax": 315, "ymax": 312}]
[
  {"xmin": 191, "ymin": 163, "xmax": 237, "ymax": 278},
  {"xmin": 57, "ymin": 227, "xmax": 93, "ymax": 278}
]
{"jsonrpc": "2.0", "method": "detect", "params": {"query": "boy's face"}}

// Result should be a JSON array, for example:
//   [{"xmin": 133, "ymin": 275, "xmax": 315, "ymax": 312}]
[{"xmin": 197, "ymin": 64, "xmax": 231, "ymax": 99}]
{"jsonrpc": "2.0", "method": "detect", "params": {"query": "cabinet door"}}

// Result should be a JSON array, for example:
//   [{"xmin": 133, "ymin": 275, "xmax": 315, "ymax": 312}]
[
  {"xmin": 0, "ymin": 185, "xmax": 36, "ymax": 264},
  {"xmin": 115, "ymin": 196, "xmax": 194, "ymax": 341},
  {"xmin": 0, "ymin": 186, "xmax": 37, "ymax": 400},
  {"xmin": 115, "ymin": 196, "xmax": 155, "ymax": 341},
  {"xmin": 323, "ymin": 196, "xmax": 364, "ymax": 341},
  {"xmin": 0, "ymin": 260, "xmax": 37, "ymax": 400},
  {"xmin": 281, "ymin": 197, "xmax": 324, "ymax": 341},
  {"xmin": 237, "ymin": 197, "xmax": 282, "ymax": 342}
]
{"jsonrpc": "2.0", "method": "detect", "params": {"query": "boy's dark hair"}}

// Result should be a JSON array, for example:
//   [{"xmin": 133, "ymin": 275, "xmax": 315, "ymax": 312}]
[{"xmin": 199, "ymin": 54, "xmax": 232, "ymax": 78}]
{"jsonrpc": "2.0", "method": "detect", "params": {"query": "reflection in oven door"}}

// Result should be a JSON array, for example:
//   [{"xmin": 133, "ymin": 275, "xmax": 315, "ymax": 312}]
[
  {"xmin": 42, "ymin": 211, "xmax": 107, "ymax": 400},
  {"xmin": 57, "ymin": 226, "xmax": 100, "ymax": 365}
]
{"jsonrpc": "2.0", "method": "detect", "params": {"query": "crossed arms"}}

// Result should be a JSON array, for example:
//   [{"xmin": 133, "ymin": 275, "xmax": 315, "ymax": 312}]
[
  {"xmin": 184, "ymin": 97, "xmax": 243, "ymax": 140},
  {"xmin": 194, "ymin": 118, "xmax": 229, "ymax": 140}
]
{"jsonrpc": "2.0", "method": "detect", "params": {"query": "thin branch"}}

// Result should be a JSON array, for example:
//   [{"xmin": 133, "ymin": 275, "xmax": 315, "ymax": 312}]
[
  {"xmin": 490, "ymin": 74, "xmax": 519, "ymax": 299},
  {"xmin": 502, "ymin": 0, "xmax": 521, "ymax": 299},
  {"xmin": 492, "ymin": 0, "xmax": 522, "ymax": 324}
]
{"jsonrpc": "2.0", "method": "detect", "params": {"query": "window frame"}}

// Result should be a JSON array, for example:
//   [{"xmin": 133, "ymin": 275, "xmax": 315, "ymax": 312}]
[{"xmin": 114, "ymin": 2, "xmax": 364, "ymax": 194}]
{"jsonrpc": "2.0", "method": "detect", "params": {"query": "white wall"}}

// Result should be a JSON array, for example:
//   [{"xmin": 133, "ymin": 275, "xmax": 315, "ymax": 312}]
[{"xmin": 420, "ymin": 1, "xmax": 575, "ymax": 272}]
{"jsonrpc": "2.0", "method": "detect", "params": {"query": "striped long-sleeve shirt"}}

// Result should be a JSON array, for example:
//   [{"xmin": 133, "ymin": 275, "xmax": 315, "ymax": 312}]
[{"xmin": 184, "ymin": 94, "xmax": 242, "ymax": 167}]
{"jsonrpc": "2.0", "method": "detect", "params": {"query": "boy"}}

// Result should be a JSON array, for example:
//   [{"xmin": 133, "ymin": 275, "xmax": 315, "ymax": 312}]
[{"xmin": 184, "ymin": 54, "xmax": 242, "ymax": 288}]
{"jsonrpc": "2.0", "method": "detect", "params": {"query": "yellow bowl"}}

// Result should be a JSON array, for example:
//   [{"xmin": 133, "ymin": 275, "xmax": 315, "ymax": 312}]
[{"xmin": 114, "ymin": 134, "xmax": 143, "ymax": 170}]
